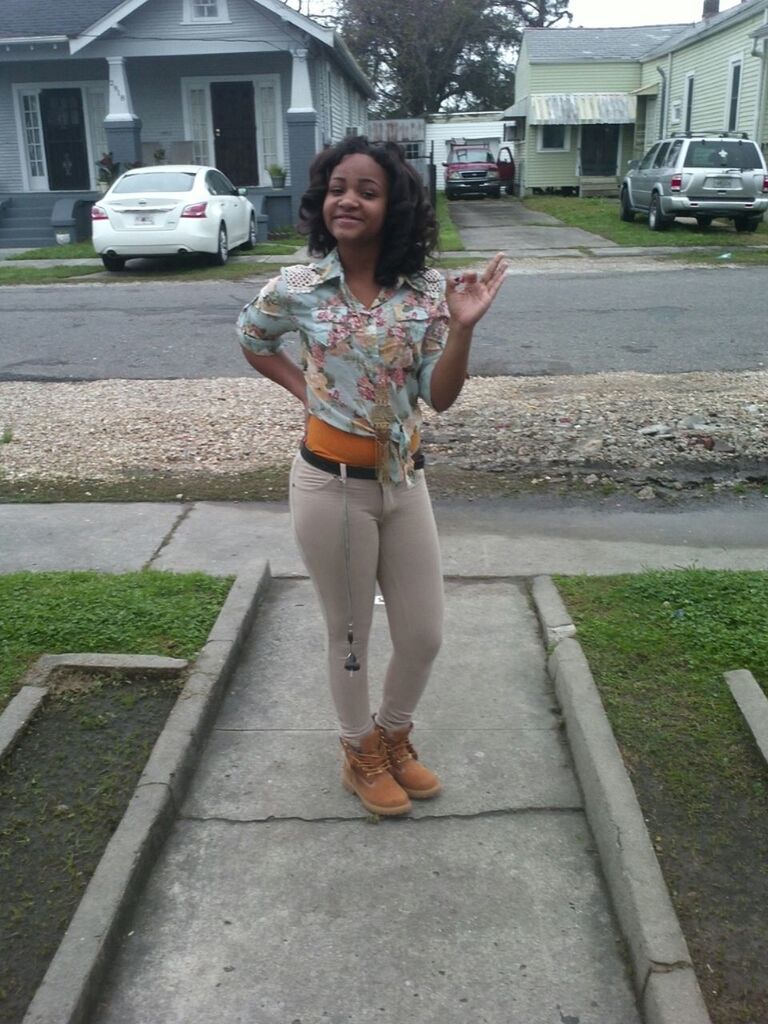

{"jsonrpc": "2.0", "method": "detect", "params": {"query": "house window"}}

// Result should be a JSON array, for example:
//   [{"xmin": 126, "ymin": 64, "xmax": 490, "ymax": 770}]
[
  {"xmin": 684, "ymin": 75, "xmax": 694, "ymax": 133},
  {"xmin": 727, "ymin": 59, "xmax": 742, "ymax": 132},
  {"xmin": 183, "ymin": 0, "xmax": 230, "ymax": 23},
  {"xmin": 538, "ymin": 124, "xmax": 569, "ymax": 151},
  {"xmin": 401, "ymin": 142, "xmax": 421, "ymax": 159}
]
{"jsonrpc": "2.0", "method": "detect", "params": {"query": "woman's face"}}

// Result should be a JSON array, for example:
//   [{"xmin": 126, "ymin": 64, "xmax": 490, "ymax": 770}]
[{"xmin": 322, "ymin": 153, "xmax": 389, "ymax": 250}]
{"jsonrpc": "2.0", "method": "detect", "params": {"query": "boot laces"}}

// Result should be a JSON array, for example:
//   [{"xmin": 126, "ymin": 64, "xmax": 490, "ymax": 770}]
[
  {"xmin": 343, "ymin": 742, "xmax": 390, "ymax": 778},
  {"xmin": 386, "ymin": 732, "xmax": 417, "ymax": 767}
]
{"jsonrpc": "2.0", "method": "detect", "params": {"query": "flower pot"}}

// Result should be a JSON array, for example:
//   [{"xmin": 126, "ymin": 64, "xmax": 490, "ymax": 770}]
[{"xmin": 269, "ymin": 174, "xmax": 286, "ymax": 189}]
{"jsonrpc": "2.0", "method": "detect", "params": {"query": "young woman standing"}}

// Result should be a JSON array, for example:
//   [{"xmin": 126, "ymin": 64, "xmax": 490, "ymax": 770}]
[{"xmin": 238, "ymin": 137, "xmax": 507, "ymax": 816}]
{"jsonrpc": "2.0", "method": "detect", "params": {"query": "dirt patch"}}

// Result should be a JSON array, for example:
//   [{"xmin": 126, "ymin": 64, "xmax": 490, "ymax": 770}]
[
  {"xmin": 630, "ymin": 764, "xmax": 768, "ymax": 1024},
  {"xmin": 0, "ymin": 672, "xmax": 182, "ymax": 1023}
]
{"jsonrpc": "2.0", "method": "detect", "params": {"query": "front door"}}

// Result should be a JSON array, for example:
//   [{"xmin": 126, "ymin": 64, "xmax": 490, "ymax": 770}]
[
  {"xmin": 581, "ymin": 124, "xmax": 620, "ymax": 177},
  {"xmin": 40, "ymin": 88, "xmax": 90, "ymax": 190},
  {"xmin": 211, "ymin": 81, "xmax": 259, "ymax": 186}
]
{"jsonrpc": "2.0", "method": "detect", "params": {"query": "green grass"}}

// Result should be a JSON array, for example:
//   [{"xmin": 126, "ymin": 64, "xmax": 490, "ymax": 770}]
[
  {"xmin": 0, "ymin": 265, "xmax": 104, "ymax": 286},
  {"xmin": 0, "ymin": 570, "xmax": 233, "ymax": 709},
  {"xmin": 555, "ymin": 568, "xmax": 768, "ymax": 810},
  {"xmin": 435, "ymin": 192, "xmax": 464, "ymax": 251},
  {"xmin": 7, "ymin": 242, "xmax": 98, "ymax": 260},
  {"xmin": 7, "ymin": 241, "xmax": 298, "ymax": 261},
  {"xmin": 523, "ymin": 194, "xmax": 768, "ymax": 247},
  {"xmin": 555, "ymin": 568, "xmax": 768, "ymax": 1024},
  {"xmin": 662, "ymin": 247, "xmax": 768, "ymax": 266}
]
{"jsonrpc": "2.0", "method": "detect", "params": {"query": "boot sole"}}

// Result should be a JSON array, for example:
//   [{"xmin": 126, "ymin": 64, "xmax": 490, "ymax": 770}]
[{"xmin": 341, "ymin": 773, "xmax": 412, "ymax": 816}]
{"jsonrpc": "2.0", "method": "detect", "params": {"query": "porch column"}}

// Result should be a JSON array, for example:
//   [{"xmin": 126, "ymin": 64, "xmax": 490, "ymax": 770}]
[
  {"xmin": 103, "ymin": 57, "xmax": 142, "ymax": 167},
  {"xmin": 287, "ymin": 48, "xmax": 318, "ymax": 222}
]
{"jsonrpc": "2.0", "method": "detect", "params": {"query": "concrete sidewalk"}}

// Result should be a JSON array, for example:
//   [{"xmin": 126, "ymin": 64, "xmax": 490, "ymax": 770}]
[{"xmin": 6, "ymin": 497, "xmax": 767, "ymax": 1022}]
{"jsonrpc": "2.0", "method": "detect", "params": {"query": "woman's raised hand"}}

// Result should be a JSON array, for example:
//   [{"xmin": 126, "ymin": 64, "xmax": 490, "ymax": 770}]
[{"xmin": 445, "ymin": 252, "xmax": 508, "ymax": 328}]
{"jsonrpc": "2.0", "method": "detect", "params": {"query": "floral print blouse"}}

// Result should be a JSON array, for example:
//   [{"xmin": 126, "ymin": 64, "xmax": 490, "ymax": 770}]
[{"xmin": 237, "ymin": 250, "xmax": 449, "ymax": 484}]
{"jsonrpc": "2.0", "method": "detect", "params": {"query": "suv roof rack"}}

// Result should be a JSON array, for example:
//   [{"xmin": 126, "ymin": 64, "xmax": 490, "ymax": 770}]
[{"xmin": 670, "ymin": 130, "xmax": 751, "ymax": 139}]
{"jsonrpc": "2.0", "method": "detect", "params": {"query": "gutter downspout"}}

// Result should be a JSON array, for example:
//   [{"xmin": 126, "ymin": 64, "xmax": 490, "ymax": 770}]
[
  {"xmin": 753, "ymin": 13, "xmax": 768, "ymax": 155},
  {"xmin": 656, "ymin": 65, "xmax": 667, "ymax": 138}
]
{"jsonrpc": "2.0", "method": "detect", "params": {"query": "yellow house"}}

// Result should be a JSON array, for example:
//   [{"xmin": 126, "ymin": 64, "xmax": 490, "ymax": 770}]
[{"xmin": 504, "ymin": 0, "xmax": 768, "ymax": 196}]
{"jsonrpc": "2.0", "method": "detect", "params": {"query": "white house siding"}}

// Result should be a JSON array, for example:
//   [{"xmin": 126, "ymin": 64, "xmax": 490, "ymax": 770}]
[
  {"xmin": 426, "ymin": 117, "xmax": 505, "ymax": 189},
  {"xmin": 648, "ymin": 11, "xmax": 766, "ymax": 139}
]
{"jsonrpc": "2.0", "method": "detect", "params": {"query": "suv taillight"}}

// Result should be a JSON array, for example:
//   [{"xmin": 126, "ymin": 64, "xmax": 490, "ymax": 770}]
[
  {"xmin": 90, "ymin": 205, "xmax": 108, "ymax": 221},
  {"xmin": 181, "ymin": 202, "xmax": 208, "ymax": 218},
  {"xmin": 762, "ymin": 175, "xmax": 768, "ymax": 193},
  {"xmin": 670, "ymin": 175, "xmax": 682, "ymax": 192}
]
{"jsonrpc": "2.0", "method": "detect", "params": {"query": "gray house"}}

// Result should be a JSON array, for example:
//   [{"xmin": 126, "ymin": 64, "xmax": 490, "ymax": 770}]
[{"xmin": 0, "ymin": 0, "xmax": 373, "ymax": 246}]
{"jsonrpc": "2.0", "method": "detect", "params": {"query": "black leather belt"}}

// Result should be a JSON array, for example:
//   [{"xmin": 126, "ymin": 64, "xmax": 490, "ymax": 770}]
[{"xmin": 300, "ymin": 442, "xmax": 424, "ymax": 479}]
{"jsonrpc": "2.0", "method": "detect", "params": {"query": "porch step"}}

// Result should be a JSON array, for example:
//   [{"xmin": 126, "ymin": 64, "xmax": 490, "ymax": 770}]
[
  {"xmin": 0, "ymin": 194, "xmax": 90, "ymax": 248},
  {"xmin": 579, "ymin": 177, "xmax": 619, "ymax": 198}
]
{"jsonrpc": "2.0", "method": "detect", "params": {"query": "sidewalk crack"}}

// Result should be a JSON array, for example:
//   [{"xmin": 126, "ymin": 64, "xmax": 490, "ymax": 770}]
[{"xmin": 144, "ymin": 503, "xmax": 193, "ymax": 569}]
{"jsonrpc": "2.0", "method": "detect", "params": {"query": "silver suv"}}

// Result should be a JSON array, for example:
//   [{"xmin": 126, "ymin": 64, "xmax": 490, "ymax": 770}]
[{"xmin": 620, "ymin": 132, "xmax": 768, "ymax": 232}]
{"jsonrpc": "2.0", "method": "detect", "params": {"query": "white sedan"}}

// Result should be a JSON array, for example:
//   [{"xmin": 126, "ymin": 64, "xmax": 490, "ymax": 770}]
[{"xmin": 91, "ymin": 164, "xmax": 258, "ymax": 271}]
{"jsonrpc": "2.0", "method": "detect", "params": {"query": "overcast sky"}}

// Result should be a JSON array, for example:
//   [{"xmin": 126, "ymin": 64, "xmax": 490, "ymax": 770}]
[{"xmin": 561, "ymin": 0, "xmax": 740, "ymax": 27}]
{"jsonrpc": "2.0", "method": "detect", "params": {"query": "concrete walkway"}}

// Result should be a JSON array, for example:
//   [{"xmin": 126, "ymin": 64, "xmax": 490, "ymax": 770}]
[{"xmin": 4, "ymin": 498, "xmax": 768, "ymax": 1022}]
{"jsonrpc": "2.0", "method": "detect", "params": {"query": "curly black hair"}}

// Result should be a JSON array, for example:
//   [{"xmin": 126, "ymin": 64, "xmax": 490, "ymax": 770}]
[{"xmin": 298, "ymin": 136, "xmax": 439, "ymax": 287}]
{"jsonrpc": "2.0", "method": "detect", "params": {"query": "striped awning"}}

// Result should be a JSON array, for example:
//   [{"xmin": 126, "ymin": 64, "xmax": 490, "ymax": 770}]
[{"xmin": 529, "ymin": 93, "xmax": 636, "ymax": 125}]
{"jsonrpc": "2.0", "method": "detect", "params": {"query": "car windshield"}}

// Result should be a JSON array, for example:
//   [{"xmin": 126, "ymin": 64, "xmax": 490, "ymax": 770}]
[
  {"xmin": 112, "ymin": 172, "xmax": 197, "ymax": 193},
  {"xmin": 684, "ymin": 140, "xmax": 763, "ymax": 170},
  {"xmin": 452, "ymin": 149, "xmax": 493, "ymax": 163}
]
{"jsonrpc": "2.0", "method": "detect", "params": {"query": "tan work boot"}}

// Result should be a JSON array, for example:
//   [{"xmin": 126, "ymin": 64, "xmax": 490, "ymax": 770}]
[
  {"xmin": 340, "ymin": 730, "xmax": 412, "ymax": 816},
  {"xmin": 375, "ymin": 722, "xmax": 442, "ymax": 799}
]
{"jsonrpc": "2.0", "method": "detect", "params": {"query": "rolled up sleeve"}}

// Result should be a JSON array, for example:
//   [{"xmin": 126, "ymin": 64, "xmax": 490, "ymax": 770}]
[
  {"xmin": 417, "ymin": 298, "xmax": 449, "ymax": 408},
  {"xmin": 237, "ymin": 275, "xmax": 297, "ymax": 356}
]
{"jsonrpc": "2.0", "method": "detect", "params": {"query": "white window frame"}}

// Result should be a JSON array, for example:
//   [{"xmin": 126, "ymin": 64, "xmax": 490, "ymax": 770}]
[
  {"xmin": 181, "ymin": 74, "xmax": 284, "ymax": 184},
  {"xmin": 537, "ymin": 124, "xmax": 570, "ymax": 152},
  {"xmin": 12, "ymin": 81, "xmax": 108, "ymax": 192},
  {"xmin": 182, "ymin": 0, "xmax": 230, "ymax": 24},
  {"xmin": 670, "ymin": 99, "xmax": 682, "ymax": 124},
  {"xmin": 726, "ymin": 56, "xmax": 743, "ymax": 133}
]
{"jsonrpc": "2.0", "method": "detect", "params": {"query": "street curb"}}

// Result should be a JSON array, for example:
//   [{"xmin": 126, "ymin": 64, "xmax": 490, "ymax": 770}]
[
  {"xmin": 20, "ymin": 561, "xmax": 271, "ymax": 1024},
  {"xmin": 531, "ymin": 577, "xmax": 712, "ymax": 1024},
  {"xmin": 725, "ymin": 668, "xmax": 768, "ymax": 766}
]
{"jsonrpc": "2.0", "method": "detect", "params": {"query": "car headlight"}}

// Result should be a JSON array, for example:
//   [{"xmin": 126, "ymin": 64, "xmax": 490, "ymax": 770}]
[
  {"xmin": 487, "ymin": 169, "xmax": 500, "ymax": 180},
  {"xmin": 448, "ymin": 171, "xmax": 463, "ymax": 181}
]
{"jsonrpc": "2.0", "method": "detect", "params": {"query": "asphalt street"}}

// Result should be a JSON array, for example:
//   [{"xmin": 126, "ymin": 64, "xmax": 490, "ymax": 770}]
[{"xmin": 1, "ymin": 264, "xmax": 766, "ymax": 381}]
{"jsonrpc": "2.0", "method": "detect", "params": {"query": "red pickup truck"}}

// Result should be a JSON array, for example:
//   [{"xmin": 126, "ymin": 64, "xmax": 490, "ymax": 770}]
[{"xmin": 443, "ymin": 141, "xmax": 515, "ymax": 200}]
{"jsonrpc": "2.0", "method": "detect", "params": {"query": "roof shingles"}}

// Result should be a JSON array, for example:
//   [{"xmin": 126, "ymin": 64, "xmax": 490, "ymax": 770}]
[
  {"xmin": 524, "ymin": 24, "xmax": 692, "ymax": 62},
  {"xmin": 0, "ymin": 0, "xmax": 124, "ymax": 39}
]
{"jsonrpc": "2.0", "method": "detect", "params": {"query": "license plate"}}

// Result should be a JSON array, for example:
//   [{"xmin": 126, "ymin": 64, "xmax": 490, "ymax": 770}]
[
  {"xmin": 705, "ymin": 176, "xmax": 737, "ymax": 189},
  {"xmin": 134, "ymin": 214, "xmax": 155, "ymax": 225}
]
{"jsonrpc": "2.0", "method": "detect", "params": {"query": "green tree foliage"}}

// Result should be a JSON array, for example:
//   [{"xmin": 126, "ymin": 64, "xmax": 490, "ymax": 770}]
[{"xmin": 335, "ymin": 0, "xmax": 571, "ymax": 116}]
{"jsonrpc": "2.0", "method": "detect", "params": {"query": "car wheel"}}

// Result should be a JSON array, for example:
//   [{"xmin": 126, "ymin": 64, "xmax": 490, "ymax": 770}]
[
  {"xmin": 489, "ymin": 188, "xmax": 501, "ymax": 199},
  {"xmin": 648, "ymin": 194, "xmax": 671, "ymax": 231},
  {"xmin": 245, "ymin": 215, "xmax": 258, "ymax": 249},
  {"xmin": 734, "ymin": 217, "xmax": 761, "ymax": 233},
  {"xmin": 619, "ymin": 188, "xmax": 635, "ymax": 222},
  {"xmin": 101, "ymin": 255, "xmax": 126, "ymax": 271},
  {"xmin": 211, "ymin": 224, "xmax": 229, "ymax": 265},
  {"xmin": 695, "ymin": 215, "xmax": 713, "ymax": 228}
]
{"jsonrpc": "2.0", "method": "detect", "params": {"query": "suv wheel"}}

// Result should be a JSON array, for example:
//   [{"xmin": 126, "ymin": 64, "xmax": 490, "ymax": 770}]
[
  {"xmin": 619, "ymin": 188, "xmax": 635, "ymax": 222},
  {"xmin": 734, "ymin": 217, "xmax": 761, "ymax": 233},
  {"xmin": 648, "ymin": 194, "xmax": 671, "ymax": 232}
]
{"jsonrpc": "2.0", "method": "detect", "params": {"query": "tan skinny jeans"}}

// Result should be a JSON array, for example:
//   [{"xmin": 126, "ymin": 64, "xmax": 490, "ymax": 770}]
[{"xmin": 289, "ymin": 453, "xmax": 444, "ymax": 743}]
